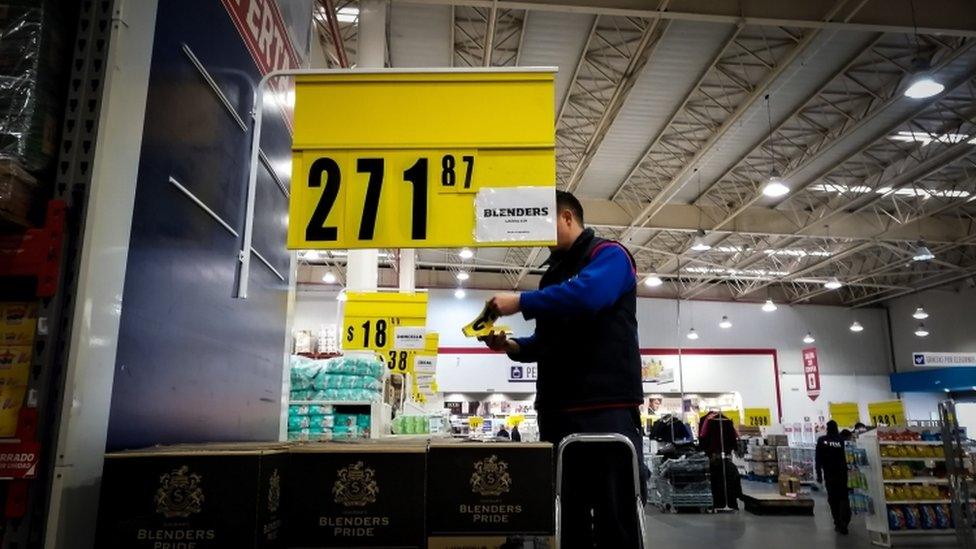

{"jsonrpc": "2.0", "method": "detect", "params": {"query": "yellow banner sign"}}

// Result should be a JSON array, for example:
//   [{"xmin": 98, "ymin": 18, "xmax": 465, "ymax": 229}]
[
  {"xmin": 868, "ymin": 400, "xmax": 906, "ymax": 426},
  {"xmin": 829, "ymin": 402, "xmax": 860, "ymax": 427},
  {"xmin": 341, "ymin": 292, "xmax": 427, "ymax": 353},
  {"xmin": 289, "ymin": 71, "xmax": 556, "ymax": 250},
  {"xmin": 699, "ymin": 409, "xmax": 739, "ymax": 427},
  {"xmin": 743, "ymin": 408, "xmax": 772, "ymax": 428}
]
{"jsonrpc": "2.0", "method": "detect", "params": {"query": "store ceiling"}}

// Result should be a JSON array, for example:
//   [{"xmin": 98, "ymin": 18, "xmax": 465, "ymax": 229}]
[{"xmin": 302, "ymin": 0, "xmax": 976, "ymax": 307}]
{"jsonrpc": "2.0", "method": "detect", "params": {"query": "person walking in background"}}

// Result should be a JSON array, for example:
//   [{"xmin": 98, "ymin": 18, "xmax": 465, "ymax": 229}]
[
  {"xmin": 479, "ymin": 190, "xmax": 644, "ymax": 548},
  {"xmin": 816, "ymin": 420, "xmax": 851, "ymax": 535}
]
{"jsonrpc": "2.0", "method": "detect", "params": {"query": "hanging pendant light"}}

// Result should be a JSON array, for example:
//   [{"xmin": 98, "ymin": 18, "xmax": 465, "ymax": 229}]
[
  {"xmin": 456, "ymin": 271, "xmax": 470, "ymax": 281},
  {"xmin": 762, "ymin": 299, "xmax": 777, "ymax": 312},
  {"xmin": 914, "ymin": 323, "xmax": 929, "ymax": 337},
  {"xmin": 336, "ymin": 290, "xmax": 348, "ymax": 302},
  {"xmin": 824, "ymin": 277, "xmax": 843, "ymax": 290},
  {"xmin": 904, "ymin": 58, "xmax": 945, "ymax": 99},
  {"xmin": 690, "ymin": 229, "xmax": 711, "ymax": 252},
  {"xmin": 322, "ymin": 271, "xmax": 337, "ymax": 284},
  {"xmin": 719, "ymin": 315, "xmax": 732, "ymax": 329},
  {"xmin": 912, "ymin": 306, "xmax": 929, "ymax": 320},
  {"xmin": 454, "ymin": 288, "xmax": 466, "ymax": 299},
  {"xmin": 763, "ymin": 171, "xmax": 790, "ymax": 197},
  {"xmin": 803, "ymin": 332, "xmax": 816, "ymax": 344},
  {"xmin": 458, "ymin": 248, "xmax": 474, "ymax": 260},
  {"xmin": 849, "ymin": 321, "xmax": 864, "ymax": 333},
  {"xmin": 686, "ymin": 327, "xmax": 699, "ymax": 340},
  {"xmin": 644, "ymin": 275, "xmax": 664, "ymax": 287},
  {"xmin": 912, "ymin": 241, "xmax": 935, "ymax": 262}
]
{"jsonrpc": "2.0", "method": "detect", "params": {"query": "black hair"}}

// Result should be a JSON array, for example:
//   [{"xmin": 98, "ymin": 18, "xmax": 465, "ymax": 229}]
[
  {"xmin": 826, "ymin": 420, "xmax": 839, "ymax": 436},
  {"xmin": 854, "ymin": 422, "xmax": 866, "ymax": 430},
  {"xmin": 841, "ymin": 429, "xmax": 853, "ymax": 440},
  {"xmin": 556, "ymin": 190, "xmax": 585, "ymax": 226}
]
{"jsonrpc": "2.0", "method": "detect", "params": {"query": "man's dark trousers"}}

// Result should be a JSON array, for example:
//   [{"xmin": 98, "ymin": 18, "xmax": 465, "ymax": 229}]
[
  {"xmin": 825, "ymin": 477, "xmax": 851, "ymax": 532},
  {"xmin": 540, "ymin": 407, "xmax": 645, "ymax": 549}
]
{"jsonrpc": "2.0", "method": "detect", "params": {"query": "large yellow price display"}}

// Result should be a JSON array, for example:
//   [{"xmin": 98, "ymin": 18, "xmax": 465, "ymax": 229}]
[
  {"xmin": 829, "ymin": 402, "xmax": 860, "ymax": 427},
  {"xmin": 868, "ymin": 400, "xmax": 906, "ymax": 426},
  {"xmin": 341, "ymin": 292, "xmax": 428, "ymax": 353},
  {"xmin": 744, "ymin": 408, "xmax": 772, "ymax": 427},
  {"xmin": 288, "ymin": 70, "xmax": 556, "ymax": 250}
]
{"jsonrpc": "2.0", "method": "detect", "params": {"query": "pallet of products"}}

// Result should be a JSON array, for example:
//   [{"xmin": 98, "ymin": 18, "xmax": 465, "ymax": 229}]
[
  {"xmin": 288, "ymin": 354, "xmax": 384, "ymax": 441},
  {"xmin": 0, "ymin": 301, "xmax": 36, "ymax": 436},
  {"xmin": 744, "ymin": 438, "xmax": 779, "ymax": 480}
]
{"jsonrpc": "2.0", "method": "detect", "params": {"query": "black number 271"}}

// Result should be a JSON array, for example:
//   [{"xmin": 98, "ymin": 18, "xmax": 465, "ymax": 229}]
[{"xmin": 306, "ymin": 156, "xmax": 444, "ymax": 242}]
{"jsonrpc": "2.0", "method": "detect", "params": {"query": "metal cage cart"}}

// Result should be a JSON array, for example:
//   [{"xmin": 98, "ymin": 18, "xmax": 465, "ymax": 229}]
[{"xmin": 656, "ymin": 453, "xmax": 714, "ymax": 512}]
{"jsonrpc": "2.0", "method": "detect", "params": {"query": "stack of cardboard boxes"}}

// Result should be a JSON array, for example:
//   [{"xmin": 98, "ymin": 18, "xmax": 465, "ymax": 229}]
[
  {"xmin": 0, "ymin": 302, "xmax": 36, "ymax": 437},
  {"xmin": 95, "ymin": 440, "xmax": 555, "ymax": 549}
]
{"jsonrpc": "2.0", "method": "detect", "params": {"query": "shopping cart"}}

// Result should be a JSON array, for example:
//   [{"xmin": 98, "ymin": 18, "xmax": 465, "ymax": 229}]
[{"xmin": 555, "ymin": 433, "xmax": 647, "ymax": 549}]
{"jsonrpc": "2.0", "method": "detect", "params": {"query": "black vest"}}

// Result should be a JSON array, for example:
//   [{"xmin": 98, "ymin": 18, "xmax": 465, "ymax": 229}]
[{"xmin": 533, "ymin": 229, "xmax": 643, "ymax": 411}]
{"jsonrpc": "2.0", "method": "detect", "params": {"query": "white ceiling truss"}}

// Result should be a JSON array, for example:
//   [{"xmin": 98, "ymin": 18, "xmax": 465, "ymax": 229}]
[{"xmin": 307, "ymin": 0, "xmax": 976, "ymax": 307}]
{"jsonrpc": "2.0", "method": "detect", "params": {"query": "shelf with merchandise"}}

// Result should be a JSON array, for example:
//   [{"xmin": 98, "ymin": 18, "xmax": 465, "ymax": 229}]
[
  {"xmin": 889, "ymin": 530, "xmax": 955, "ymax": 536},
  {"xmin": 881, "ymin": 457, "xmax": 945, "ymax": 462},
  {"xmin": 879, "ymin": 441, "xmax": 943, "ymax": 446},
  {"xmin": 882, "ymin": 478, "xmax": 949, "ymax": 485}
]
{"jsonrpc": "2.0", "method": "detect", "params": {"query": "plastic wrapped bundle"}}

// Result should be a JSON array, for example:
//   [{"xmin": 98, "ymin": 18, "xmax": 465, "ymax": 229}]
[
  {"xmin": 305, "ymin": 388, "xmax": 382, "ymax": 402},
  {"xmin": 288, "ymin": 429, "xmax": 333, "ymax": 442},
  {"xmin": 320, "ymin": 355, "xmax": 384, "ymax": 379},
  {"xmin": 289, "ymin": 404, "xmax": 333, "ymax": 416},
  {"xmin": 312, "ymin": 373, "xmax": 382, "ymax": 391},
  {"xmin": 287, "ymin": 414, "xmax": 335, "ymax": 431},
  {"xmin": 289, "ymin": 355, "xmax": 321, "ymax": 391}
]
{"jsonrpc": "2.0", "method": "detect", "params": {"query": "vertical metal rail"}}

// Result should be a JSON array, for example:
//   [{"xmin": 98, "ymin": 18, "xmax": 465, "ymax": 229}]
[{"xmin": 939, "ymin": 400, "xmax": 976, "ymax": 548}]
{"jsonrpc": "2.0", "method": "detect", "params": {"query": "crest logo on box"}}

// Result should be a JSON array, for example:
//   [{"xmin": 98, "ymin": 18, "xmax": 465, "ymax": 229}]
[
  {"xmin": 470, "ymin": 455, "xmax": 511, "ymax": 497},
  {"xmin": 268, "ymin": 468, "xmax": 281, "ymax": 513},
  {"xmin": 333, "ymin": 461, "xmax": 379, "ymax": 507},
  {"xmin": 155, "ymin": 466, "xmax": 204, "ymax": 518}
]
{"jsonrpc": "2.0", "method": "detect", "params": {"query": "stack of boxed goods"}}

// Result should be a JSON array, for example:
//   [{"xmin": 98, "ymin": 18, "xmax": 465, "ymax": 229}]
[
  {"xmin": 287, "ymin": 354, "xmax": 384, "ymax": 441},
  {"xmin": 745, "ymin": 438, "xmax": 778, "ymax": 479},
  {"xmin": 0, "ymin": 302, "xmax": 36, "ymax": 436},
  {"xmin": 95, "ymin": 443, "xmax": 287, "ymax": 548}
]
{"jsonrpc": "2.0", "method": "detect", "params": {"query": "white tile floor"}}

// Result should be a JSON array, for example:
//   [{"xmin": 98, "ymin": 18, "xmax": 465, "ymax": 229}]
[{"xmin": 644, "ymin": 482, "xmax": 964, "ymax": 549}]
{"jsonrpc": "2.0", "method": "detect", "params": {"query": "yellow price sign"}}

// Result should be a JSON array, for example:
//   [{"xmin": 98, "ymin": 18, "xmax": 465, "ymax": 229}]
[
  {"xmin": 744, "ymin": 408, "xmax": 772, "ymax": 427},
  {"xmin": 341, "ymin": 292, "xmax": 428, "ymax": 353},
  {"xmin": 868, "ymin": 400, "xmax": 906, "ymax": 426},
  {"xmin": 699, "ymin": 409, "xmax": 739, "ymax": 427},
  {"xmin": 288, "ymin": 71, "xmax": 556, "ymax": 250},
  {"xmin": 829, "ymin": 402, "xmax": 860, "ymax": 427}
]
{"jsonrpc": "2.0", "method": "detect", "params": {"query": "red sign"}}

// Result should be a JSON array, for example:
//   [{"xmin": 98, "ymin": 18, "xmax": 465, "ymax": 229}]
[
  {"xmin": 802, "ymin": 347, "xmax": 820, "ymax": 401},
  {"xmin": 0, "ymin": 440, "xmax": 40, "ymax": 479}
]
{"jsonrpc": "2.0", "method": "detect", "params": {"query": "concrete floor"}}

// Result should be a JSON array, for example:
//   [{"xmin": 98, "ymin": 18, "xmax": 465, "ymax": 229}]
[{"xmin": 644, "ymin": 482, "xmax": 963, "ymax": 549}]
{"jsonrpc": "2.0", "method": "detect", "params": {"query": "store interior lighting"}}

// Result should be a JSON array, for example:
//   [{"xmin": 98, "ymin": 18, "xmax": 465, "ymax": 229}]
[
  {"xmin": 686, "ymin": 327, "xmax": 699, "ymax": 340},
  {"xmin": 912, "ymin": 242, "xmax": 935, "ymax": 262},
  {"xmin": 719, "ymin": 315, "xmax": 732, "ymax": 329},
  {"xmin": 458, "ymin": 248, "xmax": 474, "ymax": 260},
  {"xmin": 849, "ymin": 321, "xmax": 864, "ymax": 333},
  {"xmin": 644, "ymin": 275, "xmax": 663, "ymax": 287},
  {"xmin": 824, "ymin": 277, "xmax": 843, "ymax": 290},
  {"xmin": 914, "ymin": 323, "xmax": 929, "ymax": 337},
  {"xmin": 803, "ymin": 332, "xmax": 815, "ymax": 344},
  {"xmin": 690, "ymin": 235, "xmax": 712, "ymax": 252},
  {"xmin": 762, "ymin": 173, "xmax": 790, "ymax": 198},
  {"xmin": 337, "ymin": 6, "xmax": 359, "ymax": 23},
  {"xmin": 456, "ymin": 271, "xmax": 470, "ymax": 281},
  {"xmin": 762, "ymin": 299, "xmax": 777, "ymax": 312},
  {"xmin": 454, "ymin": 288, "xmax": 466, "ymax": 299},
  {"xmin": 904, "ymin": 58, "xmax": 945, "ymax": 99},
  {"xmin": 336, "ymin": 290, "xmax": 348, "ymax": 302},
  {"xmin": 304, "ymin": 250, "xmax": 320, "ymax": 261},
  {"xmin": 322, "ymin": 271, "xmax": 337, "ymax": 284},
  {"xmin": 913, "ymin": 306, "xmax": 929, "ymax": 320}
]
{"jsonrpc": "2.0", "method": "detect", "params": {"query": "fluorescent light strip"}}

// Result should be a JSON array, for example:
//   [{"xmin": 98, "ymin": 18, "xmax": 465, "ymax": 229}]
[{"xmin": 810, "ymin": 183, "xmax": 970, "ymax": 199}]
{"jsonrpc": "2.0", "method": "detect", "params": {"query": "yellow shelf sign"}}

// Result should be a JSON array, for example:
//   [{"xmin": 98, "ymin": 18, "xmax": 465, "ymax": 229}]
[
  {"xmin": 868, "ymin": 400, "xmax": 906, "ymax": 426},
  {"xmin": 288, "ymin": 70, "xmax": 557, "ymax": 250},
  {"xmin": 744, "ymin": 408, "xmax": 772, "ymax": 428},
  {"xmin": 829, "ymin": 402, "xmax": 860, "ymax": 428},
  {"xmin": 341, "ymin": 292, "xmax": 428, "ymax": 353}
]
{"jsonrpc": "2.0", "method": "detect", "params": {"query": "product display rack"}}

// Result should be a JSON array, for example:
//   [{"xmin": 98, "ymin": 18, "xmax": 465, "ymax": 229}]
[{"xmin": 856, "ymin": 427, "xmax": 964, "ymax": 547}]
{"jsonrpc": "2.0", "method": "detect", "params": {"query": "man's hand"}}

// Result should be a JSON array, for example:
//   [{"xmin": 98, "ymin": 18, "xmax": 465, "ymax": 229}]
[
  {"xmin": 478, "ymin": 332, "xmax": 519, "ymax": 354},
  {"xmin": 489, "ymin": 293, "xmax": 521, "ymax": 316}
]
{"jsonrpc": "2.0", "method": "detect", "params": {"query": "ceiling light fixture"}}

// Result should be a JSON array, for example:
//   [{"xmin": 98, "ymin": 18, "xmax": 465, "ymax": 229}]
[
  {"xmin": 336, "ymin": 290, "xmax": 348, "ymax": 302},
  {"xmin": 719, "ymin": 316, "xmax": 732, "ymax": 329},
  {"xmin": 454, "ymin": 288, "xmax": 466, "ymax": 299},
  {"xmin": 322, "ymin": 271, "xmax": 337, "ymax": 284},
  {"xmin": 686, "ymin": 328, "xmax": 699, "ymax": 340},
  {"xmin": 849, "ymin": 321, "xmax": 864, "ymax": 333},
  {"xmin": 914, "ymin": 323, "xmax": 929, "ymax": 337},
  {"xmin": 763, "ymin": 172, "xmax": 790, "ymax": 197},
  {"xmin": 912, "ymin": 306, "xmax": 929, "ymax": 320},
  {"xmin": 904, "ymin": 58, "xmax": 945, "ymax": 99},
  {"xmin": 690, "ymin": 229, "xmax": 711, "ymax": 252},
  {"xmin": 762, "ymin": 299, "xmax": 777, "ymax": 312},
  {"xmin": 761, "ymin": 94, "xmax": 790, "ymax": 198},
  {"xmin": 803, "ymin": 333, "xmax": 815, "ymax": 344},
  {"xmin": 824, "ymin": 277, "xmax": 843, "ymax": 290},
  {"xmin": 456, "ymin": 271, "xmax": 470, "ymax": 281},
  {"xmin": 644, "ymin": 275, "xmax": 664, "ymax": 288},
  {"xmin": 459, "ymin": 248, "xmax": 474, "ymax": 260},
  {"xmin": 305, "ymin": 250, "xmax": 320, "ymax": 261},
  {"xmin": 912, "ymin": 242, "xmax": 935, "ymax": 262}
]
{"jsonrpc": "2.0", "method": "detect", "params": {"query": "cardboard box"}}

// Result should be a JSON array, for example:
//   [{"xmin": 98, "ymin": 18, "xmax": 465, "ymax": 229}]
[
  {"xmin": 0, "ymin": 302, "xmax": 37, "ymax": 346},
  {"xmin": 778, "ymin": 474, "xmax": 801, "ymax": 496},
  {"xmin": 765, "ymin": 435, "xmax": 788, "ymax": 447},
  {"xmin": 287, "ymin": 441, "xmax": 427, "ymax": 548},
  {"xmin": 427, "ymin": 441, "xmax": 553, "ymax": 537},
  {"xmin": 95, "ymin": 443, "xmax": 286, "ymax": 549},
  {"xmin": 0, "ymin": 345, "xmax": 31, "ymax": 436},
  {"xmin": 428, "ymin": 535, "xmax": 554, "ymax": 549}
]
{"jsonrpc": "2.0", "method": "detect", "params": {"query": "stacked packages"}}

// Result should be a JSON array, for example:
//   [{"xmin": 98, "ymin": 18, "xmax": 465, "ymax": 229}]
[{"xmin": 287, "ymin": 355, "xmax": 384, "ymax": 442}]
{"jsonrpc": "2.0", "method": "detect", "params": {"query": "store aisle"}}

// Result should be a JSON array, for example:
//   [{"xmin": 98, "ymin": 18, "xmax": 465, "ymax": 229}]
[{"xmin": 644, "ymin": 488, "xmax": 960, "ymax": 549}]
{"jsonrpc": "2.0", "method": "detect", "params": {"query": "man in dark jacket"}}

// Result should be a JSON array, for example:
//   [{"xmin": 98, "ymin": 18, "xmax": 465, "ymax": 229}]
[
  {"xmin": 480, "ymin": 191, "xmax": 643, "ymax": 548},
  {"xmin": 816, "ymin": 420, "xmax": 851, "ymax": 535}
]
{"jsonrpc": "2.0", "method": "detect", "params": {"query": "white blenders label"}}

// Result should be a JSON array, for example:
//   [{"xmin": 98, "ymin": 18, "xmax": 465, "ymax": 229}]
[
  {"xmin": 413, "ymin": 355, "xmax": 437, "ymax": 374},
  {"xmin": 474, "ymin": 187, "xmax": 556, "ymax": 242},
  {"xmin": 394, "ymin": 327, "xmax": 426, "ymax": 349}
]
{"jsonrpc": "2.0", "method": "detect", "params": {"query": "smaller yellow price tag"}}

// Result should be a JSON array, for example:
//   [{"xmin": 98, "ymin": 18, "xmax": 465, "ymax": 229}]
[
  {"xmin": 868, "ymin": 400, "xmax": 905, "ymax": 426},
  {"xmin": 462, "ymin": 301, "xmax": 512, "ymax": 338},
  {"xmin": 829, "ymin": 402, "xmax": 860, "ymax": 427},
  {"xmin": 744, "ymin": 408, "xmax": 772, "ymax": 427},
  {"xmin": 341, "ymin": 292, "xmax": 427, "ymax": 352}
]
